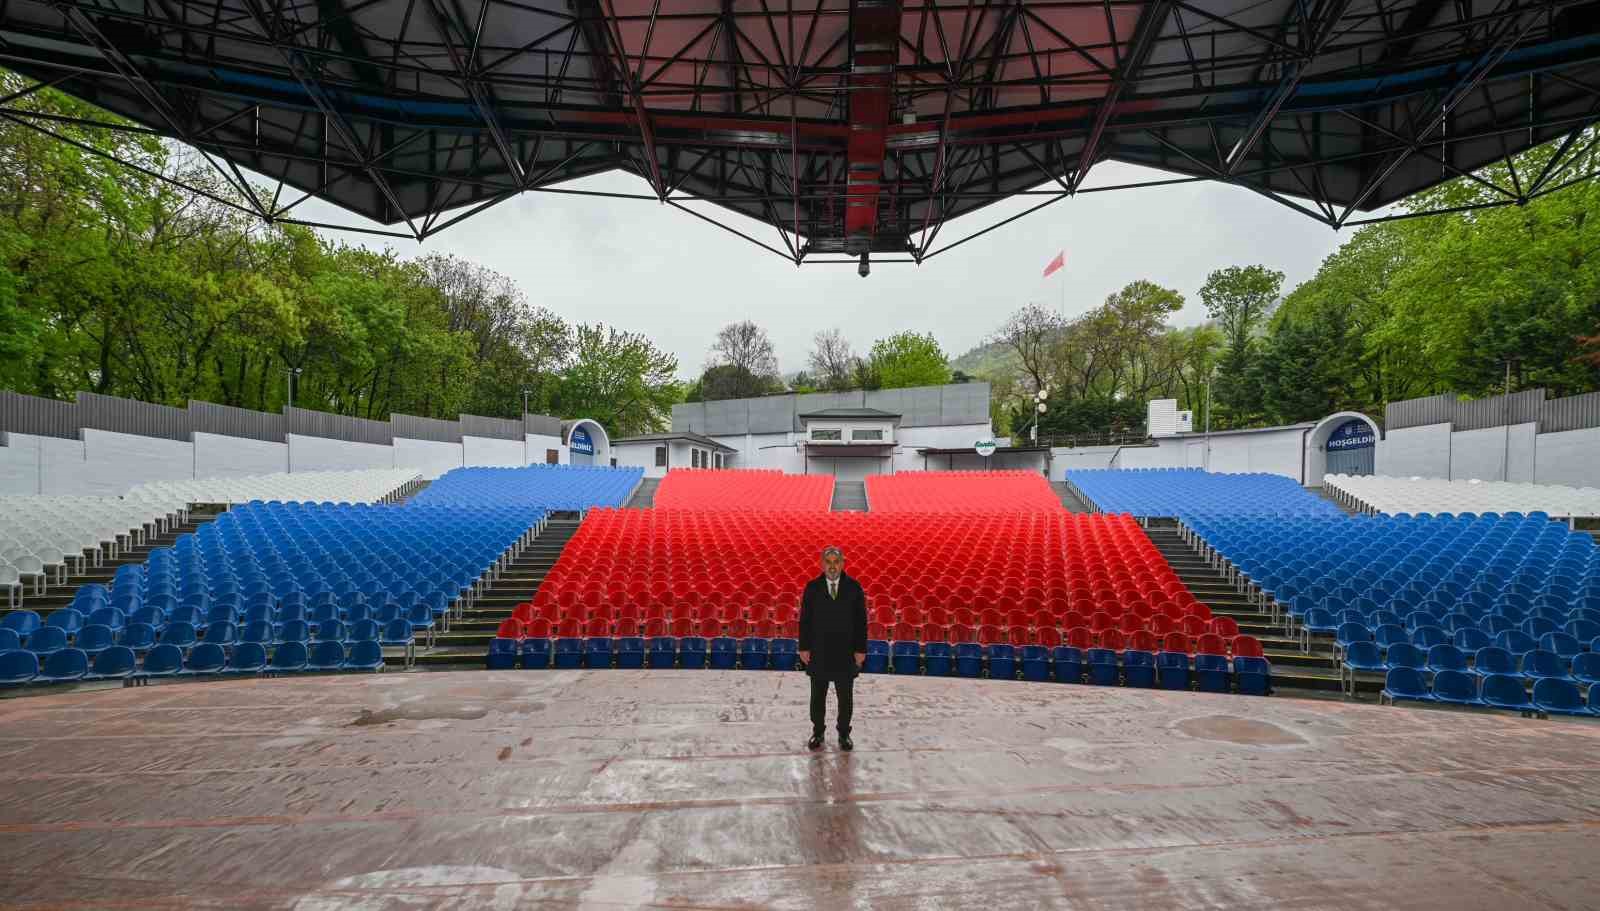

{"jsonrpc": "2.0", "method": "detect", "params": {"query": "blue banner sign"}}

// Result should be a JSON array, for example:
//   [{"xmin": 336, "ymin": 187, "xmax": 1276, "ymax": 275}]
[
  {"xmin": 570, "ymin": 426, "xmax": 594, "ymax": 455},
  {"xmin": 1326, "ymin": 419, "xmax": 1376, "ymax": 451}
]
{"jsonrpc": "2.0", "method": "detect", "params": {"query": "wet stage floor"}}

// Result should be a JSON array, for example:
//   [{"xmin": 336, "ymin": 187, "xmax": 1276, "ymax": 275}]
[{"xmin": 1, "ymin": 671, "xmax": 1598, "ymax": 909}]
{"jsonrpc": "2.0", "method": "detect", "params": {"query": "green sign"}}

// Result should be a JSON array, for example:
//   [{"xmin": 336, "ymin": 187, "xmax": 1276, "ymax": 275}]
[{"xmin": 975, "ymin": 438, "xmax": 997, "ymax": 457}]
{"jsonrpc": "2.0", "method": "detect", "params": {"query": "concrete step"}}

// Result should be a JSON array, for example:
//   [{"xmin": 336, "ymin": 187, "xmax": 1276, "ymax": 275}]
[
  {"xmin": 626, "ymin": 477, "xmax": 661, "ymax": 509},
  {"xmin": 1050, "ymin": 482, "xmax": 1093, "ymax": 514},
  {"xmin": 830, "ymin": 481, "xmax": 868, "ymax": 512}
]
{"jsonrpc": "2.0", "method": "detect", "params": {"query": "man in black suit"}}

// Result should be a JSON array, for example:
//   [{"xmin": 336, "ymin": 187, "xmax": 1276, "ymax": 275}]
[{"xmin": 798, "ymin": 545, "xmax": 868, "ymax": 752}]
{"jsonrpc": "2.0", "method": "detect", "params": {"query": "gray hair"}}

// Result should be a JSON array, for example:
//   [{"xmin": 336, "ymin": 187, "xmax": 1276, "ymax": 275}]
[{"xmin": 820, "ymin": 546, "xmax": 843, "ymax": 560}]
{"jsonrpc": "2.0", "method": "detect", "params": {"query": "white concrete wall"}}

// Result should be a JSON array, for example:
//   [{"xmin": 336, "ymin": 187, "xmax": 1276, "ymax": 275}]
[
  {"xmin": 1533, "ymin": 427, "xmax": 1600, "ymax": 487},
  {"xmin": 1379, "ymin": 423, "xmax": 1453, "ymax": 478},
  {"xmin": 1050, "ymin": 446, "xmax": 1122, "ymax": 472},
  {"xmin": 0, "ymin": 433, "xmax": 86, "ymax": 495},
  {"xmin": 392, "ymin": 437, "xmax": 463, "ymax": 480},
  {"xmin": 77, "ymin": 429, "xmax": 194, "ymax": 496},
  {"xmin": 1114, "ymin": 446, "xmax": 1181, "ymax": 469},
  {"xmin": 193, "ymin": 432, "xmax": 287, "ymax": 479},
  {"xmin": 463, "ymin": 435, "xmax": 525, "ymax": 467},
  {"xmin": 287, "ymin": 434, "xmax": 392, "ymax": 472},
  {"xmin": 525, "ymin": 434, "xmax": 566, "ymax": 465},
  {"xmin": 1450, "ymin": 423, "xmax": 1537, "ymax": 482},
  {"xmin": 611, "ymin": 442, "xmax": 668, "ymax": 478}
]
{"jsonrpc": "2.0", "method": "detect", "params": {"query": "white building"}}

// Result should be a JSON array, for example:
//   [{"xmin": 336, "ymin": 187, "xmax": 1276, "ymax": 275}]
[{"xmin": 611, "ymin": 382, "xmax": 1046, "ymax": 480}]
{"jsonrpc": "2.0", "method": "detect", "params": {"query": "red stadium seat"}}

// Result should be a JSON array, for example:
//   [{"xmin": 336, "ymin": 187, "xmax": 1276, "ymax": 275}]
[
  {"xmin": 978, "ymin": 624, "xmax": 1003, "ymax": 644},
  {"xmin": 1098, "ymin": 629, "xmax": 1126, "ymax": 651},
  {"xmin": 867, "ymin": 621, "xmax": 888, "ymax": 640},
  {"xmin": 1195, "ymin": 633, "xmax": 1227, "ymax": 656},
  {"xmin": 496, "ymin": 619, "xmax": 524, "ymax": 639},
  {"xmin": 1209, "ymin": 616, "xmax": 1240, "ymax": 639},
  {"xmin": 1161, "ymin": 631, "xmax": 1190, "ymax": 654},
  {"xmin": 1232, "ymin": 635, "xmax": 1264, "ymax": 658},
  {"xmin": 949, "ymin": 624, "xmax": 977, "ymax": 644},
  {"xmin": 1036, "ymin": 626, "xmax": 1062, "ymax": 647},
  {"xmin": 1066, "ymin": 627, "xmax": 1094, "ymax": 650},
  {"xmin": 1128, "ymin": 630, "xmax": 1158, "ymax": 653}
]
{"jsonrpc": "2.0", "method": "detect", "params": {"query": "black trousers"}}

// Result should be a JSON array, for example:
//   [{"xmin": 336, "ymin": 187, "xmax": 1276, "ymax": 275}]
[{"xmin": 809, "ymin": 674, "xmax": 854, "ymax": 736}]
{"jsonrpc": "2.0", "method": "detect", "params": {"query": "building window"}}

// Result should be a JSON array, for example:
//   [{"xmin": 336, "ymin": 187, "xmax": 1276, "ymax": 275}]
[
  {"xmin": 654, "ymin": 446, "xmax": 667, "ymax": 467},
  {"xmin": 714, "ymin": 452, "xmax": 723, "ymax": 468},
  {"xmin": 810, "ymin": 428, "xmax": 842, "ymax": 441},
  {"xmin": 610, "ymin": 458, "xmax": 617, "ymax": 467},
  {"xmin": 851, "ymin": 428, "xmax": 884, "ymax": 441},
  {"xmin": 692, "ymin": 449, "xmax": 701, "ymax": 468},
  {"xmin": 545, "ymin": 449, "xmax": 559, "ymax": 464}
]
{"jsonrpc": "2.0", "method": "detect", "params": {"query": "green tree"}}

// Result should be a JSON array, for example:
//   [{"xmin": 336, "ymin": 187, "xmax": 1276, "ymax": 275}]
[
  {"xmin": 554, "ymin": 324, "xmax": 682, "ymax": 435},
  {"xmin": 867, "ymin": 331, "xmax": 951, "ymax": 388},
  {"xmin": 1200, "ymin": 265, "xmax": 1284, "ymax": 426}
]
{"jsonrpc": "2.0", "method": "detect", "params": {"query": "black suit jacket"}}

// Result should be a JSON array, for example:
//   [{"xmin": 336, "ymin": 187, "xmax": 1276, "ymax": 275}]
[{"xmin": 798, "ymin": 573, "xmax": 868, "ymax": 680}]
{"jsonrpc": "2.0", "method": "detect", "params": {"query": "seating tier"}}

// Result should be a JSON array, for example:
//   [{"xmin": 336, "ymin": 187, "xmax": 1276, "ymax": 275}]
[
  {"xmin": 652, "ymin": 469, "xmax": 833, "ymax": 512},
  {"xmin": 1066, "ymin": 468, "xmax": 1342, "ymax": 518},
  {"xmin": 865, "ymin": 471, "xmax": 1063, "ymax": 514}
]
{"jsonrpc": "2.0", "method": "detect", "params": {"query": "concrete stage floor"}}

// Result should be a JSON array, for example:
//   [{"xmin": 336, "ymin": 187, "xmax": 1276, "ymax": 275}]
[{"xmin": 1, "ymin": 671, "xmax": 1597, "ymax": 910}]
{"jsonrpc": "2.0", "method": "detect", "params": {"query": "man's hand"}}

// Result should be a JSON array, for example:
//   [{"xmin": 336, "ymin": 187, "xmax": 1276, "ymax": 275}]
[
  {"xmin": 854, "ymin": 652, "xmax": 866, "ymax": 668},
  {"xmin": 800, "ymin": 650, "xmax": 811, "ymax": 665}
]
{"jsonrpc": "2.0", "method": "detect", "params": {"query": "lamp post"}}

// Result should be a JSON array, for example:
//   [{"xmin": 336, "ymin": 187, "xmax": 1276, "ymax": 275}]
[
  {"xmin": 285, "ymin": 366, "xmax": 303, "ymax": 410},
  {"xmin": 1029, "ymin": 387, "xmax": 1049, "ymax": 444},
  {"xmin": 1203, "ymin": 366, "xmax": 1216, "ymax": 471}
]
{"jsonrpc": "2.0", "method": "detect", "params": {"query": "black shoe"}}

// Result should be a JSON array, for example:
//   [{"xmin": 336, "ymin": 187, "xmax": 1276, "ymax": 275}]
[
  {"xmin": 807, "ymin": 733, "xmax": 824, "ymax": 751},
  {"xmin": 838, "ymin": 734, "xmax": 853, "ymax": 752}
]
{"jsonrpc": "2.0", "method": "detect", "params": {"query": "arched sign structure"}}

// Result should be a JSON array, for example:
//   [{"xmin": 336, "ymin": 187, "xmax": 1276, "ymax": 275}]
[
  {"xmin": 1306, "ymin": 412, "xmax": 1381, "ymax": 481},
  {"xmin": 564, "ymin": 419, "xmax": 610, "ymax": 467}
]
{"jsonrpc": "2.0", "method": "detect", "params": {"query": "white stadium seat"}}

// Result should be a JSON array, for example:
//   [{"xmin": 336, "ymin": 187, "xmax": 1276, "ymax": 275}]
[{"xmin": 1323, "ymin": 474, "xmax": 1600, "ymax": 520}]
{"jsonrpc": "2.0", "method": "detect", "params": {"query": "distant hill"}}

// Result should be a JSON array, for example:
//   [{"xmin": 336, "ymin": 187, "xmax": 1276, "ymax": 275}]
[{"xmin": 950, "ymin": 339, "xmax": 1019, "ymax": 379}]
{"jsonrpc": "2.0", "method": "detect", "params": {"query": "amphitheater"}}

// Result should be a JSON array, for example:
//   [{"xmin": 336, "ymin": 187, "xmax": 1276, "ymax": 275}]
[{"xmin": 3, "ymin": 387, "xmax": 1599, "ymax": 908}]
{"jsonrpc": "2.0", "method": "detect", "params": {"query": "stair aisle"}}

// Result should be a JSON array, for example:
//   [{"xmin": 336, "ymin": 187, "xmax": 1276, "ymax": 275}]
[
  {"xmin": 1050, "ymin": 481, "xmax": 1092, "ymax": 514},
  {"xmin": 1142, "ymin": 523, "xmax": 1343, "ymax": 693},
  {"xmin": 831, "ymin": 481, "xmax": 868, "ymax": 512},
  {"xmin": 626, "ymin": 477, "xmax": 660, "ymax": 508},
  {"xmin": 399, "ymin": 517, "xmax": 583, "ymax": 667},
  {"xmin": 0, "ymin": 505, "xmax": 230, "ymax": 623}
]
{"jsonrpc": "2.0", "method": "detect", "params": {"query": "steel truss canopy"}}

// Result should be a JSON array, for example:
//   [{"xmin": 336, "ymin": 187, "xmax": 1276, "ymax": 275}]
[{"xmin": 4, "ymin": 0, "xmax": 1600, "ymax": 265}]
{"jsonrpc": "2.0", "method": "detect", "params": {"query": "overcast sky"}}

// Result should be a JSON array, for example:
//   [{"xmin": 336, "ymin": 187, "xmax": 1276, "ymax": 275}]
[{"xmin": 290, "ymin": 161, "xmax": 1356, "ymax": 380}]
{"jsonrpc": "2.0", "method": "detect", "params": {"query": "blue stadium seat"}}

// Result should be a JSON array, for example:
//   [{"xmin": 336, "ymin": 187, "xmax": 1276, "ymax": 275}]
[
  {"xmin": 1520, "ymin": 649, "xmax": 1571, "ymax": 682},
  {"xmin": 520, "ymin": 638, "xmax": 552, "ymax": 669},
  {"xmin": 1453, "ymin": 628, "xmax": 1491, "ymax": 653},
  {"xmin": 1479, "ymin": 674, "xmax": 1534, "ymax": 714},
  {"xmin": 0, "ymin": 649, "xmax": 39, "ymax": 685},
  {"xmin": 954, "ymin": 643, "xmax": 983, "ymax": 678},
  {"xmin": 39, "ymin": 648, "xmax": 89, "ymax": 683},
  {"xmin": 1385, "ymin": 643, "xmax": 1426, "ymax": 671},
  {"xmin": 486, "ymin": 637, "xmax": 519, "ymax": 670},
  {"xmin": 862, "ymin": 640, "xmax": 889, "ymax": 674},
  {"xmin": 678, "ymin": 636, "xmax": 708, "ymax": 669},
  {"xmin": 314, "ymin": 618, "xmax": 347, "ymax": 644},
  {"xmin": 1065, "ymin": 468, "xmax": 1344, "ymax": 517},
  {"xmin": 923, "ymin": 642, "xmax": 953, "ymax": 676},
  {"xmin": 345, "ymin": 640, "xmax": 384, "ymax": 671},
  {"xmin": 708, "ymin": 637, "xmax": 736, "ymax": 670},
  {"xmin": 1123, "ymin": 650, "xmax": 1157, "ymax": 688},
  {"xmin": 586, "ymin": 636, "xmax": 615, "ymax": 669},
  {"xmin": 43, "ymin": 608, "xmax": 84, "ymax": 635},
  {"xmin": 1, "ymin": 610, "xmax": 41, "ymax": 638},
  {"xmin": 205, "ymin": 620, "xmax": 239, "ymax": 647},
  {"xmin": 1334, "ymin": 622, "xmax": 1371, "ymax": 658},
  {"xmin": 1156, "ymin": 651, "xmax": 1188, "ymax": 690},
  {"xmin": 1472, "ymin": 646, "xmax": 1517, "ymax": 679},
  {"xmin": 25, "ymin": 626, "xmax": 68, "ymax": 656},
  {"xmin": 1052, "ymin": 646, "xmax": 1084, "ymax": 684},
  {"xmin": 85, "ymin": 645, "xmax": 137, "ymax": 682},
  {"xmin": 616, "ymin": 636, "xmax": 646, "ymax": 669},
  {"xmin": 1532, "ymin": 678, "xmax": 1587, "ymax": 717},
  {"xmin": 1233, "ymin": 656, "xmax": 1271, "ymax": 695},
  {"xmin": 1381, "ymin": 667, "xmax": 1433, "ymax": 705},
  {"xmin": 75, "ymin": 624, "xmax": 115, "ymax": 658},
  {"xmin": 1020, "ymin": 645, "xmax": 1050, "ymax": 682},
  {"xmin": 1374, "ymin": 624, "xmax": 1410, "ymax": 653},
  {"xmin": 225, "ymin": 643, "xmax": 269, "ymax": 675},
  {"xmin": 133, "ymin": 643, "xmax": 183, "ymax": 681},
  {"xmin": 1194, "ymin": 654, "xmax": 1231, "ymax": 693},
  {"xmin": 891, "ymin": 641, "xmax": 921, "ymax": 676},
  {"xmin": 1493, "ymin": 630, "xmax": 1537, "ymax": 655},
  {"xmin": 160, "ymin": 622, "xmax": 198, "ymax": 650},
  {"xmin": 1430, "ymin": 669, "xmax": 1482, "ymax": 706},
  {"xmin": 269, "ymin": 641, "xmax": 309, "ymax": 674},
  {"xmin": 1425, "ymin": 644, "xmax": 1468, "ymax": 676},
  {"xmin": 647, "ymin": 637, "xmax": 678, "ymax": 669},
  {"xmin": 769, "ymin": 638, "xmax": 800, "ymax": 671},
  {"xmin": 1085, "ymin": 648, "xmax": 1119, "ymax": 686},
  {"xmin": 87, "ymin": 607, "xmax": 126, "ymax": 631},
  {"xmin": 986, "ymin": 644, "xmax": 1016, "ymax": 679},
  {"xmin": 181, "ymin": 642, "xmax": 226, "ymax": 675},
  {"xmin": 0, "ymin": 629, "xmax": 17, "ymax": 651},
  {"xmin": 1539, "ymin": 633, "xmax": 1583, "ymax": 662},
  {"xmin": 737, "ymin": 637, "xmax": 768, "ymax": 670},
  {"xmin": 1341, "ymin": 641, "xmax": 1386, "ymax": 694},
  {"xmin": 1572, "ymin": 652, "xmax": 1600, "ymax": 687},
  {"xmin": 306, "ymin": 640, "xmax": 347, "ymax": 672}
]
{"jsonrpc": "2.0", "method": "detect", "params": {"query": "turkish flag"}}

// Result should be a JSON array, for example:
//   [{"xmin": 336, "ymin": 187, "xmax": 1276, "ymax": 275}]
[{"xmin": 1042, "ymin": 250, "xmax": 1065, "ymax": 278}]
